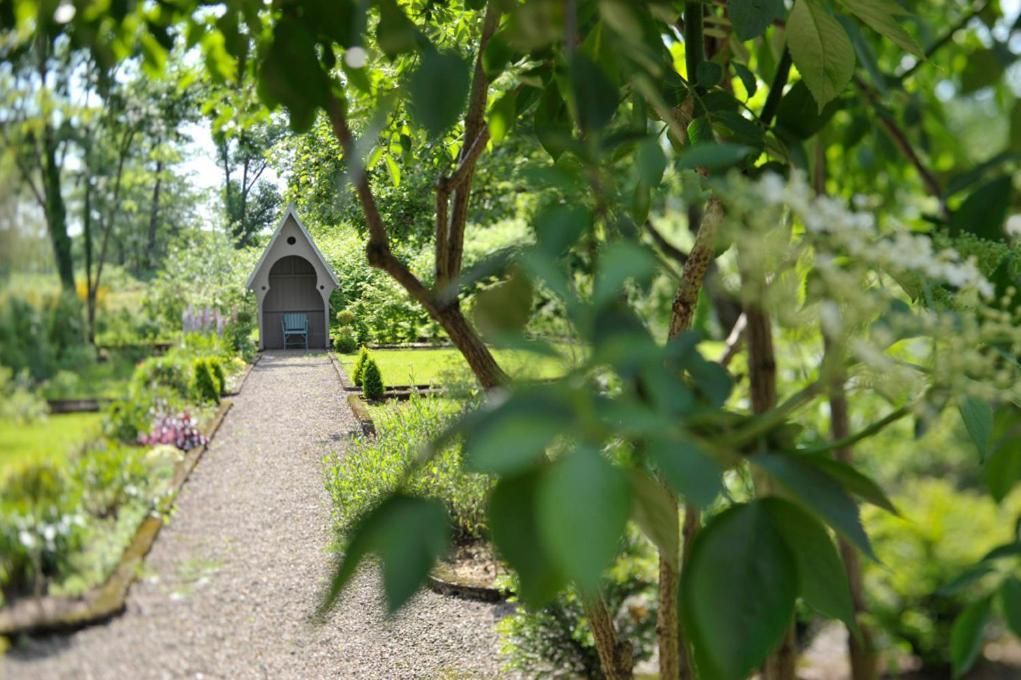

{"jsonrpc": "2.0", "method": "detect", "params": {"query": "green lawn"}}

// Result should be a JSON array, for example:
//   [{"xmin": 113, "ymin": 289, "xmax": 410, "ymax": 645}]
[
  {"xmin": 338, "ymin": 345, "xmax": 584, "ymax": 387},
  {"xmin": 0, "ymin": 413, "xmax": 104, "ymax": 473}
]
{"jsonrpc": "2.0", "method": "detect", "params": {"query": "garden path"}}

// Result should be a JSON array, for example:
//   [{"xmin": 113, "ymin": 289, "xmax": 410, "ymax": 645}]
[{"xmin": 3, "ymin": 351, "xmax": 510, "ymax": 679}]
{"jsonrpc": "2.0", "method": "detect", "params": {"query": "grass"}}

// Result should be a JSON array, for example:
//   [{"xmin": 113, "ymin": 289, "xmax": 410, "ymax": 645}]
[
  {"xmin": 0, "ymin": 412, "xmax": 104, "ymax": 473},
  {"xmin": 338, "ymin": 344, "xmax": 584, "ymax": 387}
]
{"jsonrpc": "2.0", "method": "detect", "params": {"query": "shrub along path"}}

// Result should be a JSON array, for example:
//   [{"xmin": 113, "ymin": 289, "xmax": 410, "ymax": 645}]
[{"xmin": 4, "ymin": 351, "xmax": 510, "ymax": 679}]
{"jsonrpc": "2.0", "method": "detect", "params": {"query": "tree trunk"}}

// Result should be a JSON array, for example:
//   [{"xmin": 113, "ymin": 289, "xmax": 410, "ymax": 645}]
[
  {"xmin": 146, "ymin": 156, "xmax": 164, "ymax": 270},
  {"xmin": 434, "ymin": 304, "xmax": 508, "ymax": 389},
  {"xmin": 745, "ymin": 304, "xmax": 798, "ymax": 680},
  {"xmin": 42, "ymin": 125, "xmax": 74, "ymax": 291},
  {"xmin": 584, "ymin": 592, "xmax": 635, "ymax": 680},
  {"xmin": 83, "ymin": 178, "xmax": 95, "ymax": 344},
  {"xmin": 826, "ymin": 337, "xmax": 879, "ymax": 680}
]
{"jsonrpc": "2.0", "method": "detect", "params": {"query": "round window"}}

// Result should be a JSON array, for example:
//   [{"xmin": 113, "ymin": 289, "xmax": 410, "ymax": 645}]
[{"xmin": 286, "ymin": 236, "xmax": 297, "ymax": 245}]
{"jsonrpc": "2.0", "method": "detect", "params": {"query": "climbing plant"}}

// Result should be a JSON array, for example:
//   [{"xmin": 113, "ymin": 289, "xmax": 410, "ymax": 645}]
[{"xmin": 7, "ymin": 1, "xmax": 1021, "ymax": 678}]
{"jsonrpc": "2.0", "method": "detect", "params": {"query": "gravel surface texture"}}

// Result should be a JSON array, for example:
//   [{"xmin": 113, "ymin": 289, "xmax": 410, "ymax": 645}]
[{"xmin": 3, "ymin": 351, "xmax": 512, "ymax": 679}]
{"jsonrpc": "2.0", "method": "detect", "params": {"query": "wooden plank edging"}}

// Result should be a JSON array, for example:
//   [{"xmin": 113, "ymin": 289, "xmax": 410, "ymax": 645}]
[{"xmin": 0, "ymin": 399, "xmax": 235, "ymax": 636}]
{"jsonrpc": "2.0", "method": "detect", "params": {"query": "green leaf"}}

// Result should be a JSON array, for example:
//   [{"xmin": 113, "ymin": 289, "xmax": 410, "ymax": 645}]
[
  {"xmin": 569, "ymin": 52, "xmax": 618, "ymax": 132},
  {"xmin": 960, "ymin": 397, "xmax": 995, "ymax": 461},
  {"xmin": 787, "ymin": 0, "xmax": 856, "ymax": 110},
  {"xmin": 534, "ymin": 203, "xmax": 591, "ymax": 256},
  {"xmin": 999, "ymin": 577, "xmax": 1021, "ymax": 639},
  {"xmin": 1010, "ymin": 100, "xmax": 1021, "ymax": 153},
  {"xmin": 629, "ymin": 471, "xmax": 680, "ymax": 569},
  {"xmin": 463, "ymin": 391, "xmax": 567, "ymax": 475},
  {"xmin": 950, "ymin": 596, "xmax": 992, "ymax": 677},
  {"xmin": 733, "ymin": 62, "xmax": 758, "ymax": 96},
  {"xmin": 376, "ymin": 0, "xmax": 418, "ymax": 57},
  {"xmin": 696, "ymin": 61, "xmax": 724, "ymax": 89},
  {"xmin": 472, "ymin": 268, "xmax": 534, "ymax": 338},
  {"xmin": 647, "ymin": 435, "xmax": 723, "ymax": 509},
  {"xmin": 384, "ymin": 154, "xmax": 401, "ymax": 187},
  {"xmin": 537, "ymin": 446, "xmax": 631, "ymax": 593},
  {"xmin": 681, "ymin": 501, "xmax": 798, "ymax": 680},
  {"xmin": 636, "ymin": 137, "xmax": 667, "ymax": 186},
  {"xmin": 676, "ymin": 142, "xmax": 754, "ymax": 171},
  {"xmin": 986, "ymin": 432, "xmax": 1021, "ymax": 502},
  {"xmin": 837, "ymin": 0, "xmax": 923, "ymax": 58},
  {"xmin": 730, "ymin": 0, "xmax": 785, "ymax": 41},
  {"xmin": 488, "ymin": 89, "xmax": 517, "ymax": 144},
  {"xmin": 408, "ymin": 49, "xmax": 471, "ymax": 138},
  {"xmin": 764, "ymin": 498, "xmax": 856, "ymax": 628},
  {"xmin": 534, "ymin": 82, "xmax": 573, "ymax": 160},
  {"xmin": 938, "ymin": 564, "xmax": 996, "ymax": 596},
  {"xmin": 489, "ymin": 469, "xmax": 566, "ymax": 608},
  {"xmin": 776, "ymin": 80, "xmax": 841, "ymax": 139},
  {"xmin": 950, "ymin": 175, "xmax": 1013, "ymax": 242},
  {"xmin": 752, "ymin": 452, "xmax": 876, "ymax": 559},
  {"xmin": 257, "ymin": 18, "xmax": 327, "ymax": 132},
  {"xmin": 805, "ymin": 456, "xmax": 898, "ymax": 514},
  {"xmin": 593, "ymin": 241, "xmax": 657, "ymax": 308},
  {"xmin": 320, "ymin": 495, "xmax": 449, "ymax": 615},
  {"xmin": 961, "ymin": 48, "xmax": 1003, "ymax": 94}
]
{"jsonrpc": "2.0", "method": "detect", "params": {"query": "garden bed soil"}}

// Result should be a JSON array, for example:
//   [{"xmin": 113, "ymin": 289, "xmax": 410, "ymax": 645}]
[
  {"xmin": 0, "ymin": 399, "xmax": 234, "ymax": 636},
  {"xmin": 427, "ymin": 542, "xmax": 510, "ymax": 602}
]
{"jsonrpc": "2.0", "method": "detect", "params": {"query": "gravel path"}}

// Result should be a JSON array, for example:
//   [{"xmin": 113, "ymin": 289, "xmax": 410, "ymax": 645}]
[{"xmin": 3, "ymin": 351, "xmax": 511, "ymax": 679}]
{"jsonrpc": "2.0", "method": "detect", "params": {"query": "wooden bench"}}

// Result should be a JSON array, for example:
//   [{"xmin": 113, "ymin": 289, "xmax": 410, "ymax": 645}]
[{"xmin": 281, "ymin": 312, "xmax": 309, "ymax": 349}]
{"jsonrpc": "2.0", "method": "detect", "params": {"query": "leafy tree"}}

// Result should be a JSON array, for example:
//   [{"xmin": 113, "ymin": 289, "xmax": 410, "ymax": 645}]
[{"xmin": 10, "ymin": 2, "xmax": 1021, "ymax": 680}]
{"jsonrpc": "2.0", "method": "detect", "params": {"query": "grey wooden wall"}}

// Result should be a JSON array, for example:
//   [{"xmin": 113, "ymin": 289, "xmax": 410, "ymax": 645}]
[{"xmin": 262, "ymin": 255, "xmax": 327, "ymax": 349}]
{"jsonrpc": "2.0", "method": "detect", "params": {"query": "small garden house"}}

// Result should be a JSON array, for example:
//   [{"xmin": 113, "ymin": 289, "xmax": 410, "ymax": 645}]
[{"xmin": 247, "ymin": 205, "xmax": 339, "ymax": 350}]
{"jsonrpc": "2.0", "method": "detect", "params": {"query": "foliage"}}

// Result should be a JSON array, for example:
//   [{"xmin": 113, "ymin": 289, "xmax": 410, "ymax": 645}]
[
  {"xmin": 331, "ymin": 324, "xmax": 358, "ymax": 354},
  {"xmin": 498, "ymin": 529, "xmax": 659, "ymax": 679},
  {"xmin": 864, "ymin": 480, "xmax": 1021, "ymax": 672},
  {"xmin": 222, "ymin": 308, "xmax": 257, "ymax": 363},
  {"xmin": 0, "ymin": 460, "xmax": 84, "ymax": 601},
  {"xmin": 103, "ymin": 395, "xmax": 156, "ymax": 445},
  {"xmin": 361, "ymin": 358, "xmax": 385, "ymax": 402},
  {"xmin": 324, "ymin": 396, "xmax": 490, "ymax": 544},
  {"xmin": 0, "ymin": 291, "xmax": 86, "ymax": 382},
  {"xmin": 131, "ymin": 355, "xmax": 190, "ymax": 399},
  {"xmin": 352, "ymin": 346, "xmax": 370, "ymax": 387},
  {"xmin": 0, "ymin": 364, "xmax": 49, "ymax": 424},
  {"xmin": 71, "ymin": 442, "xmax": 149, "ymax": 519},
  {"xmin": 189, "ymin": 356, "xmax": 224, "ymax": 404}
]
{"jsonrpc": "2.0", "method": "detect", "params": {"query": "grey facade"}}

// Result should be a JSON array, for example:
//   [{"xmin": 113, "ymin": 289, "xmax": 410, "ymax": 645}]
[{"xmin": 246, "ymin": 206, "xmax": 339, "ymax": 350}]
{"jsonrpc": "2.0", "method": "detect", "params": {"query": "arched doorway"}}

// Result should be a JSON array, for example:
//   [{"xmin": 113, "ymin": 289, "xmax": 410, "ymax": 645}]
[{"xmin": 261, "ymin": 255, "xmax": 327, "ymax": 349}]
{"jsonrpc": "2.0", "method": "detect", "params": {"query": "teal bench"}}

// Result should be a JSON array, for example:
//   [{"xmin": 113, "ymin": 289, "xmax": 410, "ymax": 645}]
[{"xmin": 281, "ymin": 312, "xmax": 309, "ymax": 350}]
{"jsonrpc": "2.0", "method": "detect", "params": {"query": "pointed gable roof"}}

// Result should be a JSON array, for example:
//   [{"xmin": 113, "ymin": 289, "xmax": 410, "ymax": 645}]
[{"xmin": 246, "ymin": 204, "xmax": 339, "ymax": 290}]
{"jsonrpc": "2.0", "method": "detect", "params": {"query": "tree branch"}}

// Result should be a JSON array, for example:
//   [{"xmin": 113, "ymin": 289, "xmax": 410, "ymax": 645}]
[
  {"xmin": 854, "ymin": 76, "xmax": 944, "ymax": 209},
  {"xmin": 895, "ymin": 0, "xmax": 991, "ymax": 83},
  {"xmin": 440, "ymin": 2, "xmax": 501, "ymax": 284},
  {"xmin": 760, "ymin": 48, "xmax": 792, "ymax": 128}
]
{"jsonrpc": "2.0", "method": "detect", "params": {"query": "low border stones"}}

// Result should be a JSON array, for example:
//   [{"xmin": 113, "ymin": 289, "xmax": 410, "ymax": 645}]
[{"xmin": 0, "ymin": 399, "xmax": 235, "ymax": 636}]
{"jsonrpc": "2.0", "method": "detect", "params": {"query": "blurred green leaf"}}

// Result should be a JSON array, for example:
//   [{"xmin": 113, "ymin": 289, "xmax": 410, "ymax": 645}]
[
  {"xmin": 681, "ymin": 501, "xmax": 798, "ymax": 680},
  {"xmin": 730, "ymin": 0, "xmax": 785, "ymax": 41},
  {"xmin": 538, "ymin": 445, "xmax": 631, "ymax": 593},
  {"xmin": 986, "ymin": 431, "xmax": 1021, "ymax": 503},
  {"xmin": 805, "ymin": 456, "xmax": 898, "ymax": 514},
  {"xmin": 765, "ymin": 498, "xmax": 856, "ymax": 628},
  {"xmin": 647, "ymin": 435, "xmax": 723, "ymax": 508},
  {"xmin": 377, "ymin": 0, "xmax": 418, "ymax": 57},
  {"xmin": 949, "ymin": 175, "xmax": 1012, "ymax": 242},
  {"xmin": 636, "ymin": 136, "xmax": 667, "ymax": 186},
  {"xmin": 676, "ymin": 142, "xmax": 754, "ymax": 171},
  {"xmin": 960, "ymin": 48, "xmax": 1002, "ymax": 94},
  {"xmin": 950, "ymin": 596, "xmax": 992, "ymax": 677},
  {"xmin": 489, "ymin": 469, "xmax": 566, "ymax": 608},
  {"xmin": 1000, "ymin": 577, "xmax": 1021, "ymax": 638},
  {"xmin": 960, "ymin": 397, "xmax": 994, "ymax": 461},
  {"xmin": 463, "ymin": 391, "xmax": 568, "ymax": 475},
  {"xmin": 488, "ymin": 89, "xmax": 517, "ymax": 144},
  {"xmin": 629, "ymin": 470, "xmax": 679, "ymax": 569},
  {"xmin": 320, "ymin": 495, "xmax": 449, "ymax": 615},
  {"xmin": 752, "ymin": 452, "xmax": 876, "ymax": 559},
  {"xmin": 837, "ymin": 0, "xmax": 923, "ymax": 58},
  {"xmin": 409, "ymin": 48, "xmax": 471, "ymax": 138},
  {"xmin": 593, "ymin": 241, "xmax": 657, "ymax": 308},
  {"xmin": 569, "ymin": 53, "xmax": 618, "ymax": 132}
]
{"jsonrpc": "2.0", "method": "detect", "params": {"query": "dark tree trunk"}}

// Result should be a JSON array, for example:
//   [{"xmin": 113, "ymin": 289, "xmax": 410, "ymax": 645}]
[
  {"xmin": 42, "ymin": 126, "xmax": 74, "ymax": 291},
  {"xmin": 146, "ymin": 156, "xmax": 164, "ymax": 270}
]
